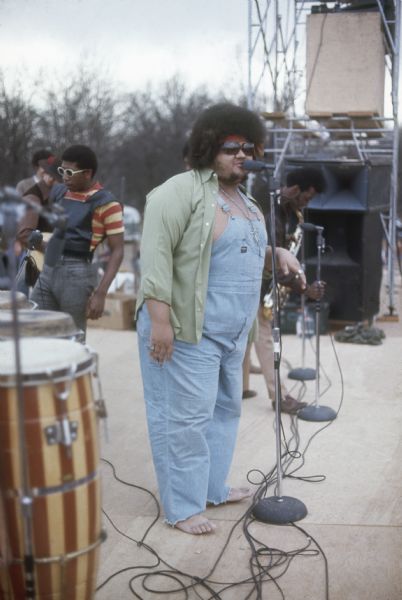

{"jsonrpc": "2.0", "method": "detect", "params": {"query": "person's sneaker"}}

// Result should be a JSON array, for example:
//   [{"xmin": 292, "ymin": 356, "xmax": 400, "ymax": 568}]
[
  {"xmin": 271, "ymin": 395, "xmax": 307, "ymax": 415},
  {"xmin": 242, "ymin": 389, "xmax": 257, "ymax": 399}
]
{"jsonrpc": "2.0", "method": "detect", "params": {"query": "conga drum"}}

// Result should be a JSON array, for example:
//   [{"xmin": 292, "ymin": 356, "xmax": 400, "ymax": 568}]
[
  {"xmin": 0, "ymin": 292, "xmax": 35, "ymax": 311},
  {"xmin": 0, "ymin": 310, "xmax": 84, "ymax": 343},
  {"xmin": 0, "ymin": 339, "xmax": 103, "ymax": 599}
]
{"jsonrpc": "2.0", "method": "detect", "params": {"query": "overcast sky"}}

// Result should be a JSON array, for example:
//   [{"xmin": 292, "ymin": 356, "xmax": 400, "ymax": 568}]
[{"xmin": 0, "ymin": 0, "xmax": 250, "ymax": 95}]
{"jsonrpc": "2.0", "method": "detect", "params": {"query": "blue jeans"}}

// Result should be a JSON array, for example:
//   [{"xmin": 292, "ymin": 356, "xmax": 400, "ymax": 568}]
[
  {"xmin": 31, "ymin": 257, "xmax": 97, "ymax": 337},
  {"xmin": 137, "ymin": 305, "xmax": 250, "ymax": 523}
]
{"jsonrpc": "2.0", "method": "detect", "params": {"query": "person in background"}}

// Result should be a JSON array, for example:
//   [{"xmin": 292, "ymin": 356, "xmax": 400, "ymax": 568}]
[
  {"xmin": 16, "ymin": 149, "xmax": 53, "ymax": 196},
  {"xmin": 31, "ymin": 144, "xmax": 124, "ymax": 337},
  {"xmin": 136, "ymin": 103, "xmax": 306, "ymax": 535},
  {"xmin": 242, "ymin": 167, "xmax": 326, "ymax": 414},
  {"xmin": 17, "ymin": 156, "xmax": 63, "ymax": 247},
  {"xmin": 16, "ymin": 156, "xmax": 63, "ymax": 289}
]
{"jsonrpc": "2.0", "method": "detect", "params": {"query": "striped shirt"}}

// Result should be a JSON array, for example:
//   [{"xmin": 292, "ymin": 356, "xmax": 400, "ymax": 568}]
[
  {"xmin": 91, "ymin": 201, "xmax": 124, "ymax": 251},
  {"xmin": 63, "ymin": 182, "xmax": 124, "ymax": 252}
]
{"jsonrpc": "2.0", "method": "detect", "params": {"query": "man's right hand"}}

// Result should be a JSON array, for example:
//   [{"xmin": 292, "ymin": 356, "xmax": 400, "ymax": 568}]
[{"xmin": 146, "ymin": 299, "xmax": 174, "ymax": 363}]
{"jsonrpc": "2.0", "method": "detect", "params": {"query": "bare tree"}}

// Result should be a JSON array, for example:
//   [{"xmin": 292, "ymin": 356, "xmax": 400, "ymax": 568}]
[
  {"xmin": 0, "ymin": 68, "xmax": 245, "ymax": 206},
  {"xmin": 116, "ymin": 76, "xmax": 213, "ymax": 210},
  {"xmin": 0, "ymin": 74, "xmax": 38, "ymax": 186},
  {"xmin": 36, "ymin": 65, "xmax": 123, "ymax": 187}
]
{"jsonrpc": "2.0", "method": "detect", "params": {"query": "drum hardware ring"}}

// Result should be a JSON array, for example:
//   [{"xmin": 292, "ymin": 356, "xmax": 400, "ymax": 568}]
[
  {"xmin": 6, "ymin": 470, "xmax": 99, "ymax": 499},
  {"xmin": 45, "ymin": 419, "xmax": 78, "ymax": 446},
  {"xmin": 5, "ymin": 529, "xmax": 107, "ymax": 566}
]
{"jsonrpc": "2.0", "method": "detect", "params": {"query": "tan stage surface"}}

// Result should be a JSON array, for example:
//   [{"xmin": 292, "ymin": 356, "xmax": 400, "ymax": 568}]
[{"xmin": 89, "ymin": 273, "xmax": 402, "ymax": 600}]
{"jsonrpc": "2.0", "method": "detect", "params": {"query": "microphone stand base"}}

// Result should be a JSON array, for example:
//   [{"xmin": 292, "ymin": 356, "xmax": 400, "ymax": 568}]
[
  {"xmin": 288, "ymin": 367, "xmax": 316, "ymax": 381},
  {"xmin": 252, "ymin": 495, "xmax": 307, "ymax": 524},
  {"xmin": 298, "ymin": 404, "xmax": 337, "ymax": 422}
]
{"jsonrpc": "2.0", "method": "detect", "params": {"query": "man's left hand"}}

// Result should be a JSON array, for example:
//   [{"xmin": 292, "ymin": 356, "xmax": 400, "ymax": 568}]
[
  {"xmin": 86, "ymin": 289, "xmax": 106, "ymax": 320},
  {"xmin": 306, "ymin": 280, "xmax": 326, "ymax": 300}
]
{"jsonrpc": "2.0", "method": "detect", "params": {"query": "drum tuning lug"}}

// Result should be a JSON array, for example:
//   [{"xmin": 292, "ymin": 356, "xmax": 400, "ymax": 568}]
[
  {"xmin": 95, "ymin": 399, "xmax": 108, "ymax": 419},
  {"xmin": 95, "ymin": 399, "xmax": 109, "ymax": 441},
  {"xmin": 45, "ymin": 420, "xmax": 78, "ymax": 446}
]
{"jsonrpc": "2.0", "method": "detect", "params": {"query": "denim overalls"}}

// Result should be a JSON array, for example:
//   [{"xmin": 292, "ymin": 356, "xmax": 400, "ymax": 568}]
[{"xmin": 137, "ymin": 195, "xmax": 267, "ymax": 524}]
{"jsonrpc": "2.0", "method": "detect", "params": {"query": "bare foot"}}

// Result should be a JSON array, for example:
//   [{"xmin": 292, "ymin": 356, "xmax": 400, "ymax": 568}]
[
  {"xmin": 227, "ymin": 487, "xmax": 253, "ymax": 502},
  {"xmin": 175, "ymin": 514, "xmax": 217, "ymax": 535}
]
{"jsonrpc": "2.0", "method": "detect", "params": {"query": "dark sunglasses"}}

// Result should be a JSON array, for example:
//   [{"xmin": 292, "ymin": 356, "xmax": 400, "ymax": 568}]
[{"xmin": 220, "ymin": 142, "xmax": 255, "ymax": 156}]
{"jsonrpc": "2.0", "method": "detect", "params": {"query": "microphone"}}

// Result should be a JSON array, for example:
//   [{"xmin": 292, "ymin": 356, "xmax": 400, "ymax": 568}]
[
  {"xmin": 0, "ymin": 187, "xmax": 27, "ymax": 249},
  {"xmin": 300, "ymin": 222, "xmax": 324, "ymax": 232},
  {"xmin": 28, "ymin": 230, "xmax": 43, "ymax": 250},
  {"xmin": 242, "ymin": 159, "xmax": 272, "ymax": 172},
  {"xmin": 41, "ymin": 204, "xmax": 68, "ymax": 229},
  {"xmin": 0, "ymin": 186, "xmax": 66, "ymax": 228},
  {"xmin": 0, "ymin": 186, "xmax": 25, "ymax": 204}
]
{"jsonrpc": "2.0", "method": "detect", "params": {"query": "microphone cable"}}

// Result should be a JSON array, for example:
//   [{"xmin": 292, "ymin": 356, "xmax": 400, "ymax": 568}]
[
  {"xmin": 96, "ymin": 318, "xmax": 345, "ymax": 599},
  {"xmin": 98, "ymin": 453, "xmax": 324, "ymax": 599}
]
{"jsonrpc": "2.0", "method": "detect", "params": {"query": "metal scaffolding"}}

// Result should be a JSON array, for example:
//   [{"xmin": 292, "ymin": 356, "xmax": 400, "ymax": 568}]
[{"xmin": 247, "ymin": 0, "xmax": 401, "ymax": 317}]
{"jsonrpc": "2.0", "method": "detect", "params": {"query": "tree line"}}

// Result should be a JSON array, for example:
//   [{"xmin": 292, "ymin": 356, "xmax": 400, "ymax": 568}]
[
  {"xmin": 1, "ymin": 67, "xmax": 401, "ymax": 216},
  {"xmin": 0, "ymin": 68, "xmax": 226, "ymax": 213}
]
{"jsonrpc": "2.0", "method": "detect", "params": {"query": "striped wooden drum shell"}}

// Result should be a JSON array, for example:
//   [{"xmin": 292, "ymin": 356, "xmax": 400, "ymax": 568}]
[{"xmin": 0, "ymin": 339, "xmax": 103, "ymax": 600}]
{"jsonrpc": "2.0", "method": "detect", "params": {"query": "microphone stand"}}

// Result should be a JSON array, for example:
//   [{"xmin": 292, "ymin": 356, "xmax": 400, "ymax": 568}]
[
  {"xmin": 0, "ymin": 188, "xmax": 36, "ymax": 598},
  {"xmin": 288, "ymin": 228, "xmax": 316, "ymax": 381},
  {"xmin": 298, "ymin": 226, "xmax": 337, "ymax": 422},
  {"xmin": 252, "ymin": 175, "xmax": 307, "ymax": 524}
]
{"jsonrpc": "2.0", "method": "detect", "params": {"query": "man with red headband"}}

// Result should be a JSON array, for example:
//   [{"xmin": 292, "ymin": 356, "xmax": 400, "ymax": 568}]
[{"xmin": 136, "ymin": 103, "xmax": 305, "ymax": 535}]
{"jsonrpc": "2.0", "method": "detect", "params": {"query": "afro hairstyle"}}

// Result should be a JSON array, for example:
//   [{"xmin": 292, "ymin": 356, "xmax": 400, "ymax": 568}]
[{"xmin": 188, "ymin": 103, "xmax": 265, "ymax": 169}]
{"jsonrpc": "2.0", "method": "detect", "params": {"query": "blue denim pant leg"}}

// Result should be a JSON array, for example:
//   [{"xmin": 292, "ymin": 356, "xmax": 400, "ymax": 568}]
[
  {"xmin": 32, "ymin": 259, "xmax": 97, "ymax": 336},
  {"xmin": 206, "ymin": 335, "xmax": 246, "ymax": 504},
  {"xmin": 137, "ymin": 307, "xmax": 239, "ymax": 524},
  {"xmin": 31, "ymin": 264, "xmax": 59, "ymax": 311}
]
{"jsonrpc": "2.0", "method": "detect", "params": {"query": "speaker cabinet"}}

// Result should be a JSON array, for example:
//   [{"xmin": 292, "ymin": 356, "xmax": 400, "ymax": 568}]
[
  {"xmin": 304, "ymin": 210, "xmax": 383, "ymax": 321},
  {"xmin": 306, "ymin": 12, "xmax": 385, "ymax": 115},
  {"xmin": 286, "ymin": 159, "xmax": 391, "ymax": 212}
]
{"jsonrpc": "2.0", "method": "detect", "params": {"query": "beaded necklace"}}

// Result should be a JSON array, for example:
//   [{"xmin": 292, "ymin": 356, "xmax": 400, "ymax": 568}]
[{"xmin": 218, "ymin": 186, "xmax": 262, "ymax": 251}]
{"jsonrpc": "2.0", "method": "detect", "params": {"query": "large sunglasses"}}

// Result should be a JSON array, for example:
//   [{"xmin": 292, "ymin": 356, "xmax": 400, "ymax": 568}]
[
  {"xmin": 220, "ymin": 142, "xmax": 255, "ymax": 156},
  {"xmin": 57, "ymin": 166, "xmax": 88, "ymax": 177}
]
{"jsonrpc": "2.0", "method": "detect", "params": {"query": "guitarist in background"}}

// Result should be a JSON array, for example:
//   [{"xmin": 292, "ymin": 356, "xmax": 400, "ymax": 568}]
[
  {"xmin": 17, "ymin": 156, "xmax": 63, "ymax": 288},
  {"xmin": 242, "ymin": 167, "xmax": 327, "ymax": 414}
]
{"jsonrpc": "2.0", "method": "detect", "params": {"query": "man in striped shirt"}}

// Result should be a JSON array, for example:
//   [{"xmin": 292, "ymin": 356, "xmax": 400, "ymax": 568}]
[{"xmin": 31, "ymin": 145, "xmax": 124, "ymax": 337}]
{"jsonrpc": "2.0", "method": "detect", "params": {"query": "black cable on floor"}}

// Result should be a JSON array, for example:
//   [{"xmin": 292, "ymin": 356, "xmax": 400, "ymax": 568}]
[{"xmin": 96, "ymin": 322, "xmax": 344, "ymax": 598}]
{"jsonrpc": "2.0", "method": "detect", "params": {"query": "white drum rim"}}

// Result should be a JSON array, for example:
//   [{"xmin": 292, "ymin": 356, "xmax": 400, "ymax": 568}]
[
  {"xmin": 0, "ymin": 338, "xmax": 94, "ymax": 386},
  {"xmin": 0, "ymin": 309, "xmax": 83, "ymax": 341}
]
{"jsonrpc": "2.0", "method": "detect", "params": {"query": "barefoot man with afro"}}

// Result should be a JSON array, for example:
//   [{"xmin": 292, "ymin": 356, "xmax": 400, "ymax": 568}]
[{"xmin": 136, "ymin": 103, "xmax": 305, "ymax": 534}]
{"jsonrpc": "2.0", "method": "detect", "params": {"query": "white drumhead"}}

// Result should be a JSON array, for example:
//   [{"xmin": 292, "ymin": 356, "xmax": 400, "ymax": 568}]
[
  {"xmin": 0, "ymin": 310, "xmax": 77, "ymax": 338},
  {"xmin": 0, "ymin": 291, "xmax": 30, "ymax": 309},
  {"xmin": 0, "ymin": 338, "xmax": 91, "ymax": 376}
]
